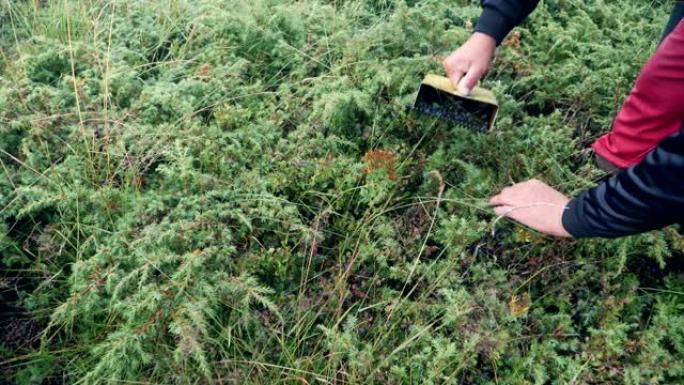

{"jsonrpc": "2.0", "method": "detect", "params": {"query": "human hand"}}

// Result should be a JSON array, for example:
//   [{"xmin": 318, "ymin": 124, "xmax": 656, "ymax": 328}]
[
  {"xmin": 443, "ymin": 32, "xmax": 496, "ymax": 95},
  {"xmin": 489, "ymin": 179, "xmax": 573, "ymax": 238}
]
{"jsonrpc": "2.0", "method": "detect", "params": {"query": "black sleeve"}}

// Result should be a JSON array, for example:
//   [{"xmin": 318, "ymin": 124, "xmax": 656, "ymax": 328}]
[
  {"xmin": 474, "ymin": 0, "xmax": 541, "ymax": 44},
  {"xmin": 662, "ymin": 2, "xmax": 684, "ymax": 40},
  {"xmin": 562, "ymin": 128, "xmax": 684, "ymax": 239}
]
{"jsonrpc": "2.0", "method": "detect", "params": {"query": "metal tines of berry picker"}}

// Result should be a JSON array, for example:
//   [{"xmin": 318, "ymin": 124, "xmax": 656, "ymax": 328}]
[{"xmin": 413, "ymin": 74, "xmax": 499, "ymax": 132}]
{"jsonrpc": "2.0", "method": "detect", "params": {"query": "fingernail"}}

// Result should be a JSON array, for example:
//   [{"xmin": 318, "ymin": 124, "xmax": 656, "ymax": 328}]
[{"xmin": 459, "ymin": 87, "xmax": 470, "ymax": 96}]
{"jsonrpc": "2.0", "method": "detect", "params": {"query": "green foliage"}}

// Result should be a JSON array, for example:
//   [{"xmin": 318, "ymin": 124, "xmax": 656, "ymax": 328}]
[{"xmin": 1, "ymin": 0, "xmax": 682, "ymax": 384}]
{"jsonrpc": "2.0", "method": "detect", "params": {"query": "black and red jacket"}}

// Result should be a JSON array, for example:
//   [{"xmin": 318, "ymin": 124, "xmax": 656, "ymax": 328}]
[{"xmin": 475, "ymin": 1, "xmax": 684, "ymax": 238}]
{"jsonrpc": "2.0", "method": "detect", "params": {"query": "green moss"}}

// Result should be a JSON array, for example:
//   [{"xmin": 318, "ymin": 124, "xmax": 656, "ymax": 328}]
[{"xmin": 0, "ymin": 1, "xmax": 682, "ymax": 384}]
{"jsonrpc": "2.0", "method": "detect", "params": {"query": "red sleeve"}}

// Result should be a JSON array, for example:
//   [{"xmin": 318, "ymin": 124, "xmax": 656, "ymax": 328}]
[
  {"xmin": 592, "ymin": 19, "xmax": 684, "ymax": 168},
  {"xmin": 563, "ymin": 19, "xmax": 684, "ymax": 238}
]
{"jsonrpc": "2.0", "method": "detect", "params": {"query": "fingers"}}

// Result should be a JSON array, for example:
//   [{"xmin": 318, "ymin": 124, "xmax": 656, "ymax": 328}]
[
  {"xmin": 458, "ymin": 66, "xmax": 486, "ymax": 95},
  {"xmin": 443, "ymin": 55, "xmax": 467, "ymax": 90},
  {"xmin": 489, "ymin": 193, "xmax": 504, "ymax": 206},
  {"xmin": 444, "ymin": 33, "xmax": 496, "ymax": 95},
  {"xmin": 446, "ymin": 68, "xmax": 465, "ymax": 90},
  {"xmin": 493, "ymin": 205, "xmax": 514, "ymax": 217},
  {"xmin": 444, "ymin": 63, "xmax": 484, "ymax": 96},
  {"xmin": 489, "ymin": 185, "xmax": 513, "ymax": 206}
]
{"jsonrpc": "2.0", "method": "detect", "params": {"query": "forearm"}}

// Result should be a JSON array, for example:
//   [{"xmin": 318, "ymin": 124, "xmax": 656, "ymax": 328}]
[
  {"xmin": 662, "ymin": 1, "xmax": 684, "ymax": 40},
  {"xmin": 563, "ymin": 19, "xmax": 684, "ymax": 238},
  {"xmin": 563, "ymin": 128, "xmax": 684, "ymax": 238},
  {"xmin": 593, "ymin": 16, "xmax": 684, "ymax": 168}
]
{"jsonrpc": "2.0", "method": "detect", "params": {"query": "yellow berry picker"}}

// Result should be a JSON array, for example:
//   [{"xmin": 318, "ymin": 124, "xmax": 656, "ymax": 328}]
[{"xmin": 413, "ymin": 74, "xmax": 499, "ymax": 132}]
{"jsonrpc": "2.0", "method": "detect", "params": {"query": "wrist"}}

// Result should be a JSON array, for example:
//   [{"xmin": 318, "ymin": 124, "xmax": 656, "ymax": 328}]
[
  {"xmin": 470, "ymin": 32, "xmax": 497, "ymax": 50},
  {"xmin": 558, "ymin": 201, "xmax": 572, "ymax": 238},
  {"xmin": 559, "ymin": 200, "xmax": 574, "ymax": 238},
  {"xmin": 474, "ymin": 6, "xmax": 511, "ymax": 45}
]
